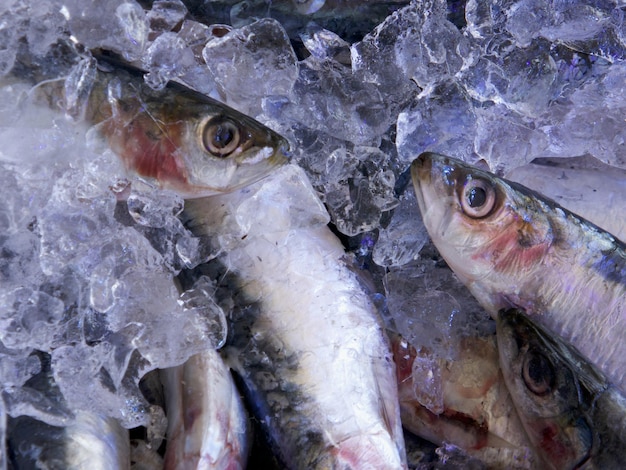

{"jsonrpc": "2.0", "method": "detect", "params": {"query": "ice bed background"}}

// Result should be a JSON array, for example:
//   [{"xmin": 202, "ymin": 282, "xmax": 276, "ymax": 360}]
[{"xmin": 1, "ymin": 0, "xmax": 625, "ymax": 467}]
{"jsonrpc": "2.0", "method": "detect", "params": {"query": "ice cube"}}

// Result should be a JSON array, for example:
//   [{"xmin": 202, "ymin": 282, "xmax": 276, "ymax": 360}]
[
  {"xmin": 373, "ymin": 190, "xmax": 428, "ymax": 267},
  {"xmin": 146, "ymin": 0, "xmax": 188, "ymax": 34},
  {"xmin": 201, "ymin": 18, "xmax": 298, "ymax": 115},
  {"xmin": 324, "ymin": 147, "xmax": 398, "ymax": 236},
  {"xmin": 143, "ymin": 32, "xmax": 196, "ymax": 90},
  {"xmin": 64, "ymin": 0, "xmax": 149, "ymax": 61},
  {"xmin": 396, "ymin": 80, "xmax": 477, "ymax": 163}
]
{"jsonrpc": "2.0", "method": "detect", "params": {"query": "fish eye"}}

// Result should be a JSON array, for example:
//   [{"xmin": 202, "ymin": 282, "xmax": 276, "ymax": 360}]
[
  {"xmin": 522, "ymin": 350, "xmax": 554, "ymax": 396},
  {"xmin": 202, "ymin": 117, "xmax": 241, "ymax": 157},
  {"xmin": 460, "ymin": 176, "xmax": 496, "ymax": 218}
]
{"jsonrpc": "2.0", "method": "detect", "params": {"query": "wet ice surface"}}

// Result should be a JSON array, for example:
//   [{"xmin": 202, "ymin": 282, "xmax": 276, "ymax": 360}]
[{"xmin": 1, "ymin": 0, "xmax": 626, "ymax": 467}]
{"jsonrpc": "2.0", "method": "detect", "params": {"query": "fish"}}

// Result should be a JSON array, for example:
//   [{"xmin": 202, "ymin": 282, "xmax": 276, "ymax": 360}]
[
  {"xmin": 7, "ymin": 412, "xmax": 130, "ymax": 469},
  {"xmin": 391, "ymin": 331, "xmax": 538, "ymax": 469},
  {"xmin": 411, "ymin": 152, "xmax": 626, "ymax": 392},
  {"xmin": 160, "ymin": 348, "xmax": 251, "ymax": 469},
  {"xmin": 496, "ymin": 308, "xmax": 626, "ymax": 469},
  {"xmin": 29, "ymin": 49, "xmax": 289, "ymax": 198},
  {"xmin": 181, "ymin": 164, "xmax": 407, "ymax": 469}
]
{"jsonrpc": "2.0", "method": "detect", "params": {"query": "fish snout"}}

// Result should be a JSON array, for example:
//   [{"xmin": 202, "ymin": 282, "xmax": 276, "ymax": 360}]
[{"xmin": 410, "ymin": 152, "xmax": 433, "ymax": 190}]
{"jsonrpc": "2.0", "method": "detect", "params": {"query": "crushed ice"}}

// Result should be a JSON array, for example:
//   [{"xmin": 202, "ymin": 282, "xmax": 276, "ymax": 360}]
[{"xmin": 1, "ymin": 0, "xmax": 626, "ymax": 466}]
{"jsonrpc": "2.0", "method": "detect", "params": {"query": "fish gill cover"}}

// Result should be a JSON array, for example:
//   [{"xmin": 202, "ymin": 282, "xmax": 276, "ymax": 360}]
[{"xmin": 0, "ymin": 0, "xmax": 625, "ymax": 467}]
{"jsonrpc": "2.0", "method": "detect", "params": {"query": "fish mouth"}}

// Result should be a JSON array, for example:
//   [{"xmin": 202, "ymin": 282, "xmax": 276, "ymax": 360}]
[
  {"xmin": 411, "ymin": 152, "xmax": 458, "ymax": 237},
  {"xmin": 410, "ymin": 153, "xmax": 432, "ymax": 219}
]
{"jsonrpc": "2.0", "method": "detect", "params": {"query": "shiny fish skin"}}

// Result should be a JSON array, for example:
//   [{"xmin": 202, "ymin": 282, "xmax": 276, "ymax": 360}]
[
  {"xmin": 161, "ymin": 349, "xmax": 251, "ymax": 470},
  {"xmin": 411, "ymin": 152, "xmax": 626, "ymax": 392},
  {"xmin": 496, "ymin": 309, "xmax": 626, "ymax": 470},
  {"xmin": 7, "ymin": 412, "xmax": 130, "ymax": 469},
  {"xmin": 183, "ymin": 164, "xmax": 407, "ymax": 469},
  {"xmin": 33, "ymin": 51, "xmax": 289, "ymax": 198}
]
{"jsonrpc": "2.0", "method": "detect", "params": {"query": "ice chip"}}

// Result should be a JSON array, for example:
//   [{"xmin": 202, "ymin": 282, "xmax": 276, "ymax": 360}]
[
  {"xmin": 178, "ymin": 276, "xmax": 228, "ymax": 349},
  {"xmin": 65, "ymin": 0, "xmax": 148, "ymax": 61},
  {"xmin": 126, "ymin": 183, "xmax": 184, "ymax": 228},
  {"xmin": 26, "ymin": 3, "xmax": 66, "ymax": 57},
  {"xmin": 64, "ymin": 57, "xmax": 97, "ymax": 120},
  {"xmin": 505, "ymin": 0, "xmax": 550, "ymax": 46},
  {"xmin": 324, "ymin": 147, "xmax": 398, "ymax": 236},
  {"xmin": 146, "ymin": 0, "xmax": 188, "ymax": 34},
  {"xmin": 0, "ymin": 8, "xmax": 21, "ymax": 77},
  {"xmin": 301, "ymin": 23, "xmax": 351, "ymax": 63},
  {"xmin": 411, "ymin": 350, "xmax": 444, "ymax": 415},
  {"xmin": 236, "ymin": 164, "xmax": 330, "ymax": 233},
  {"xmin": 201, "ymin": 18, "xmax": 298, "ymax": 115},
  {"xmin": 396, "ymin": 80, "xmax": 477, "ymax": 163},
  {"xmin": 474, "ymin": 105, "xmax": 548, "ymax": 172},
  {"xmin": 144, "ymin": 32, "xmax": 196, "ymax": 90},
  {"xmin": 373, "ymin": 190, "xmax": 428, "ymax": 267}
]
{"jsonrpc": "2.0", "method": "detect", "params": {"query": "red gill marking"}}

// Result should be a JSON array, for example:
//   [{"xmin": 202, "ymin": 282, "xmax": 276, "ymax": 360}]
[
  {"xmin": 104, "ymin": 116, "xmax": 189, "ymax": 187},
  {"xmin": 470, "ymin": 222, "xmax": 552, "ymax": 273},
  {"xmin": 536, "ymin": 422, "xmax": 578, "ymax": 469}
]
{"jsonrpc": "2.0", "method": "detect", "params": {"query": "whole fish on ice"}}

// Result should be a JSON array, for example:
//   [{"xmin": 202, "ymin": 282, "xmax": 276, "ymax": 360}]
[
  {"xmin": 10, "ymin": 47, "xmax": 291, "ymax": 467},
  {"xmin": 181, "ymin": 164, "xmax": 407, "ymax": 469},
  {"xmin": 29, "ymin": 49, "xmax": 289, "ymax": 197},
  {"xmin": 411, "ymin": 152, "xmax": 626, "ymax": 391},
  {"xmin": 497, "ymin": 308, "xmax": 626, "ymax": 469}
]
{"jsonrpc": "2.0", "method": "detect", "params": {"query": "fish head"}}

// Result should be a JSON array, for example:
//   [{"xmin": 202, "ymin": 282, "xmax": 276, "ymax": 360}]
[
  {"xmin": 411, "ymin": 153, "xmax": 557, "ymax": 313},
  {"xmin": 98, "ymin": 74, "xmax": 290, "ymax": 198},
  {"xmin": 496, "ymin": 308, "xmax": 605, "ymax": 469}
]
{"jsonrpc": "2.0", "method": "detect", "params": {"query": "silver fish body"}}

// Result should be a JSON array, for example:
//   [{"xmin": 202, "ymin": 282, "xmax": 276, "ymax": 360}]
[
  {"xmin": 31, "ymin": 50, "xmax": 289, "ymax": 198},
  {"xmin": 7, "ymin": 412, "xmax": 130, "ymax": 469},
  {"xmin": 411, "ymin": 152, "xmax": 626, "ymax": 391},
  {"xmin": 161, "ymin": 349, "xmax": 251, "ymax": 470},
  {"xmin": 497, "ymin": 308, "xmax": 626, "ymax": 470},
  {"xmin": 183, "ymin": 164, "xmax": 407, "ymax": 469}
]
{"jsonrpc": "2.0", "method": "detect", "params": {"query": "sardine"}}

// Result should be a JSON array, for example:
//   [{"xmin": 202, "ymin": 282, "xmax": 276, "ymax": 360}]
[
  {"xmin": 182, "ymin": 164, "xmax": 407, "ymax": 469},
  {"xmin": 161, "ymin": 349, "xmax": 251, "ymax": 469},
  {"xmin": 31, "ymin": 50, "xmax": 289, "ymax": 198},
  {"xmin": 496, "ymin": 308, "xmax": 626, "ymax": 469},
  {"xmin": 411, "ymin": 152, "xmax": 626, "ymax": 391}
]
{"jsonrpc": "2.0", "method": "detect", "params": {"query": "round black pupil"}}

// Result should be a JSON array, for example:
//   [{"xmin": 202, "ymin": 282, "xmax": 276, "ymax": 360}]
[
  {"xmin": 527, "ymin": 353, "xmax": 553, "ymax": 387},
  {"xmin": 467, "ymin": 186, "xmax": 487, "ymax": 208},
  {"xmin": 213, "ymin": 124, "xmax": 234, "ymax": 148}
]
